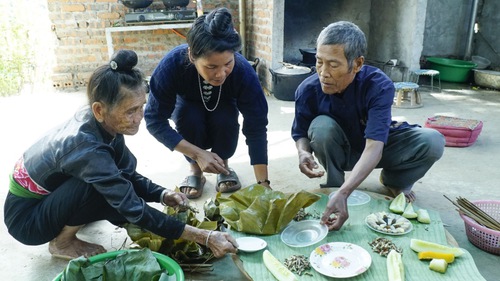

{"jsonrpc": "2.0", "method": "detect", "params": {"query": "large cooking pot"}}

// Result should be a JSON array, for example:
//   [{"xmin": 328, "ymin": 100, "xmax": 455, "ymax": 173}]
[
  {"xmin": 121, "ymin": 0, "xmax": 153, "ymax": 9},
  {"xmin": 269, "ymin": 64, "xmax": 314, "ymax": 101},
  {"xmin": 162, "ymin": 0, "xmax": 190, "ymax": 8},
  {"xmin": 299, "ymin": 48, "xmax": 317, "ymax": 65}
]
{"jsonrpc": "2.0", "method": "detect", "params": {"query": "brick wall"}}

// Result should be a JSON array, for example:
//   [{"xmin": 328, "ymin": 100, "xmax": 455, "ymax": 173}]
[
  {"xmin": 244, "ymin": 0, "xmax": 274, "ymax": 92},
  {"xmin": 47, "ymin": 0, "xmax": 241, "ymax": 90}
]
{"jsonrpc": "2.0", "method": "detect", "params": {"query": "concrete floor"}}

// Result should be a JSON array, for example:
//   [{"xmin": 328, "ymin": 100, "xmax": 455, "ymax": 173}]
[{"xmin": 0, "ymin": 81, "xmax": 499, "ymax": 280}]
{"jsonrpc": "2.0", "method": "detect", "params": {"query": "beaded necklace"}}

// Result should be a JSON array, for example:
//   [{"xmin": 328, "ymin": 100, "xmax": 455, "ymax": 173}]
[{"xmin": 198, "ymin": 74, "xmax": 222, "ymax": 112}]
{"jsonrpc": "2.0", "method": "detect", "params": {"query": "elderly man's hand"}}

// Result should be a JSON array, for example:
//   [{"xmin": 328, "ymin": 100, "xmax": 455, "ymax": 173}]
[
  {"xmin": 298, "ymin": 151, "xmax": 325, "ymax": 178},
  {"xmin": 320, "ymin": 191, "xmax": 349, "ymax": 231}
]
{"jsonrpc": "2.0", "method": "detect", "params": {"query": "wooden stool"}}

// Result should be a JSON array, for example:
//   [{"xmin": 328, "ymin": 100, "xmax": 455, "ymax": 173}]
[
  {"xmin": 393, "ymin": 82, "xmax": 422, "ymax": 108},
  {"xmin": 410, "ymin": 69, "xmax": 441, "ymax": 92}
]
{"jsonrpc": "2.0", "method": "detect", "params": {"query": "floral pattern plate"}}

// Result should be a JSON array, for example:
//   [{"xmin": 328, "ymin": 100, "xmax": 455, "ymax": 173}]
[{"xmin": 310, "ymin": 242, "xmax": 372, "ymax": 278}]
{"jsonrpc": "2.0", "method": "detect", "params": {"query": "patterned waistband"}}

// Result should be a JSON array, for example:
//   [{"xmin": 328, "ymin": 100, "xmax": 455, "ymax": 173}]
[{"xmin": 12, "ymin": 157, "xmax": 50, "ymax": 196}]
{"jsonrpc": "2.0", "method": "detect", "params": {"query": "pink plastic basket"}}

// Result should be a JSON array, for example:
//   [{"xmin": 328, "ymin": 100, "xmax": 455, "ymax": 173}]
[{"xmin": 459, "ymin": 200, "xmax": 500, "ymax": 255}]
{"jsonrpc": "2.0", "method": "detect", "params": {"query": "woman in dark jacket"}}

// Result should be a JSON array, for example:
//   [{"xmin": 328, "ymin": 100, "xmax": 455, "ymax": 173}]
[
  {"xmin": 144, "ymin": 7, "xmax": 271, "ymax": 199},
  {"xmin": 4, "ymin": 50, "xmax": 238, "ymax": 260}
]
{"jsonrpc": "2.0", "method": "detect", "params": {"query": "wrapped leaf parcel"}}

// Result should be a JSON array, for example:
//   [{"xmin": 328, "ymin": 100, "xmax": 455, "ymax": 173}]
[
  {"xmin": 216, "ymin": 185, "xmax": 321, "ymax": 235},
  {"xmin": 61, "ymin": 248, "xmax": 165, "ymax": 281},
  {"xmin": 124, "ymin": 203, "xmax": 217, "ymax": 264}
]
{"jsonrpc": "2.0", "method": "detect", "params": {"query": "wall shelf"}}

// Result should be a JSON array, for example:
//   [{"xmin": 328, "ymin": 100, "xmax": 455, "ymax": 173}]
[{"xmin": 105, "ymin": 23, "xmax": 192, "ymax": 59}]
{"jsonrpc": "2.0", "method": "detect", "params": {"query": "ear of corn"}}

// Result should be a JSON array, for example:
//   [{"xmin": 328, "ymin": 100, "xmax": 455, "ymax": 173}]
[{"xmin": 418, "ymin": 251, "xmax": 455, "ymax": 263}]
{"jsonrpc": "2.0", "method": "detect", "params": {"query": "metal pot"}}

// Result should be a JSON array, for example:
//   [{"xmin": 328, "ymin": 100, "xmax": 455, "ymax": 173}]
[
  {"xmin": 162, "ymin": 0, "xmax": 189, "ymax": 8},
  {"xmin": 299, "ymin": 48, "xmax": 317, "ymax": 65},
  {"xmin": 269, "ymin": 64, "xmax": 314, "ymax": 101},
  {"xmin": 121, "ymin": 0, "xmax": 153, "ymax": 9}
]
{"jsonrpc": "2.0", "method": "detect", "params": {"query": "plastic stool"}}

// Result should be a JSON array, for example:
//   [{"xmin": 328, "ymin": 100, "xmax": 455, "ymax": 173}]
[
  {"xmin": 393, "ymin": 82, "xmax": 422, "ymax": 108},
  {"xmin": 410, "ymin": 69, "xmax": 441, "ymax": 92}
]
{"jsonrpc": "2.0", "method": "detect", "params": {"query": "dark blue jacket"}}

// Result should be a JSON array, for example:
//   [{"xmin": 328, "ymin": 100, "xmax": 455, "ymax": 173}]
[
  {"xmin": 22, "ymin": 108, "xmax": 185, "ymax": 239},
  {"xmin": 145, "ymin": 44, "xmax": 269, "ymax": 165}
]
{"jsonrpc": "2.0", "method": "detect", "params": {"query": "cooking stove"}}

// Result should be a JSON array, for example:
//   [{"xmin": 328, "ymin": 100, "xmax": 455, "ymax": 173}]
[{"xmin": 125, "ymin": 8, "xmax": 197, "ymax": 24}]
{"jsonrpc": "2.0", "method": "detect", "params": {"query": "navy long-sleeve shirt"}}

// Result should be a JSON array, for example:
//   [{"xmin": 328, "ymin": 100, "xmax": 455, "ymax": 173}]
[
  {"xmin": 145, "ymin": 44, "xmax": 269, "ymax": 165},
  {"xmin": 292, "ymin": 65, "xmax": 395, "ymax": 154}
]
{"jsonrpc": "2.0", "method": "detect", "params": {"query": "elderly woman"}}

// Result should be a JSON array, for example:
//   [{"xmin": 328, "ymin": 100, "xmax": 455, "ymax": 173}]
[
  {"xmin": 4, "ymin": 50, "xmax": 238, "ymax": 260},
  {"xmin": 144, "ymin": 7, "xmax": 271, "ymax": 199}
]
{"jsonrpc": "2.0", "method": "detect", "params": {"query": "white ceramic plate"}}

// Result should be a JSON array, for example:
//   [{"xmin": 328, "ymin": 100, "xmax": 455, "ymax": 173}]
[
  {"xmin": 365, "ymin": 212, "xmax": 413, "ymax": 236},
  {"xmin": 281, "ymin": 220, "xmax": 328, "ymax": 247},
  {"xmin": 310, "ymin": 242, "xmax": 372, "ymax": 278},
  {"xmin": 236, "ymin": 237, "xmax": 267, "ymax": 252},
  {"xmin": 329, "ymin": 190, "xmax": 371, "ymax": 206}
]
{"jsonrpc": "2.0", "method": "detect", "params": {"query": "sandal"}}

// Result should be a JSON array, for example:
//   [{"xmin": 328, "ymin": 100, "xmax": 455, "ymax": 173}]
[
  {"xmin": 179, "ymin": 175, "xmax": 206, "ymax": 199},
  {"xmin": 216, "ymin": 168, "xmax": 241, "ymax": 193}
]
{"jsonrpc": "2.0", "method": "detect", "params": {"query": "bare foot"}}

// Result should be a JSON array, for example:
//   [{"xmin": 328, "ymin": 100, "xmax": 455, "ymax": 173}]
[
  {"xmin": 179, "ymin": 175, "xmax": 206, "ymax": 199},
  {"xmin": 386, "ymin": 186, "xmax": 416, "ymax": 203},
  {"xmin": 218, "ymin": 181, "xmax": 238, "ymax": 192},
  {"xmin": 49, "ymin": 237, "xmax": 106, "ymax": 260}
]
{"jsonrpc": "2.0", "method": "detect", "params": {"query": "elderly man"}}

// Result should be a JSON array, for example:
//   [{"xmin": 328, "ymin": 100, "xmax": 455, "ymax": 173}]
[{"xmin": 291, "ymin": 21, "xmax": 445, "ymax": 231}]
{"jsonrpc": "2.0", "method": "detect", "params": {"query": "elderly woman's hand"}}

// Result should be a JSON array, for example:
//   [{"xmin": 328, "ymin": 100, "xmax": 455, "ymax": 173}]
[
  {"xmin": 162, "ymin": 190, "xmax": 189, "ymax": 207},
  {"xmin": 180, "ymin": 226, "xmax": 239, "ymax": 258},
  {"xmin": 205, "ymin": 230, "xmax": 239, "ymax": 258}
]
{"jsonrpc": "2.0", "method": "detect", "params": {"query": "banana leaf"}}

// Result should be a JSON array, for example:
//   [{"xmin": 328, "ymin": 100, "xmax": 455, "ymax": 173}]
[
  {"xmin": 216, "ymin": 184, "xmax": 321, "ymax": 235},
  {"xmin": 124, "ymin": 204, "xmax": 217, "ymax": 264},
  {"xmin": 61, "ymin": 248, "xmax": 165, "ymax": 281}
]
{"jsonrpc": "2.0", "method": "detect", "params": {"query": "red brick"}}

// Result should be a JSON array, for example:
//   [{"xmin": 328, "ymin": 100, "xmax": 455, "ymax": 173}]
[
  {"xmin": 97, "ymin": 12, "xmax": 120, "ymax": 20},
  {"xmin": 62, "ymin": 4, "xmax": 85, "ymax": 13}
]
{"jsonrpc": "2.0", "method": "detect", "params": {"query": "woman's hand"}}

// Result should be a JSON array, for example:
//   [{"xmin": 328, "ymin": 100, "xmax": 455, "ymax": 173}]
[
  {"xmin": 162, "ymin": 190, "xmax": 189, "ymax": 207},
  {"xmin": 206, "ymin": 231, "xmax": 239, "ymax": 258},
  {"xmin": 194, "ymin": 150, "xmax": 229, "ymax": 175},
  {"xmin": 180, "ymin": 226, "xmax": 238, "ymax": 258},
  {"xmin": 174, "ymin": 140, "xmax": 229, "ymax": 175}
]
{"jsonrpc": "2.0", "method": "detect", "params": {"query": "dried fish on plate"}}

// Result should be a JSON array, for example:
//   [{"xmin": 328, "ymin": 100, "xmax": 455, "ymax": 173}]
[{"xmin": 365, "ymin": 212, "xmax": 413, "ymax": 235}]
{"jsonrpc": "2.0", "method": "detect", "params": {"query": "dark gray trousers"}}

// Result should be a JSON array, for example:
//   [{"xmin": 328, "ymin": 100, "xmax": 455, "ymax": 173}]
[{"xmin": 308, "ymin": 115, "xmax": 445, "ymax": 190}]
